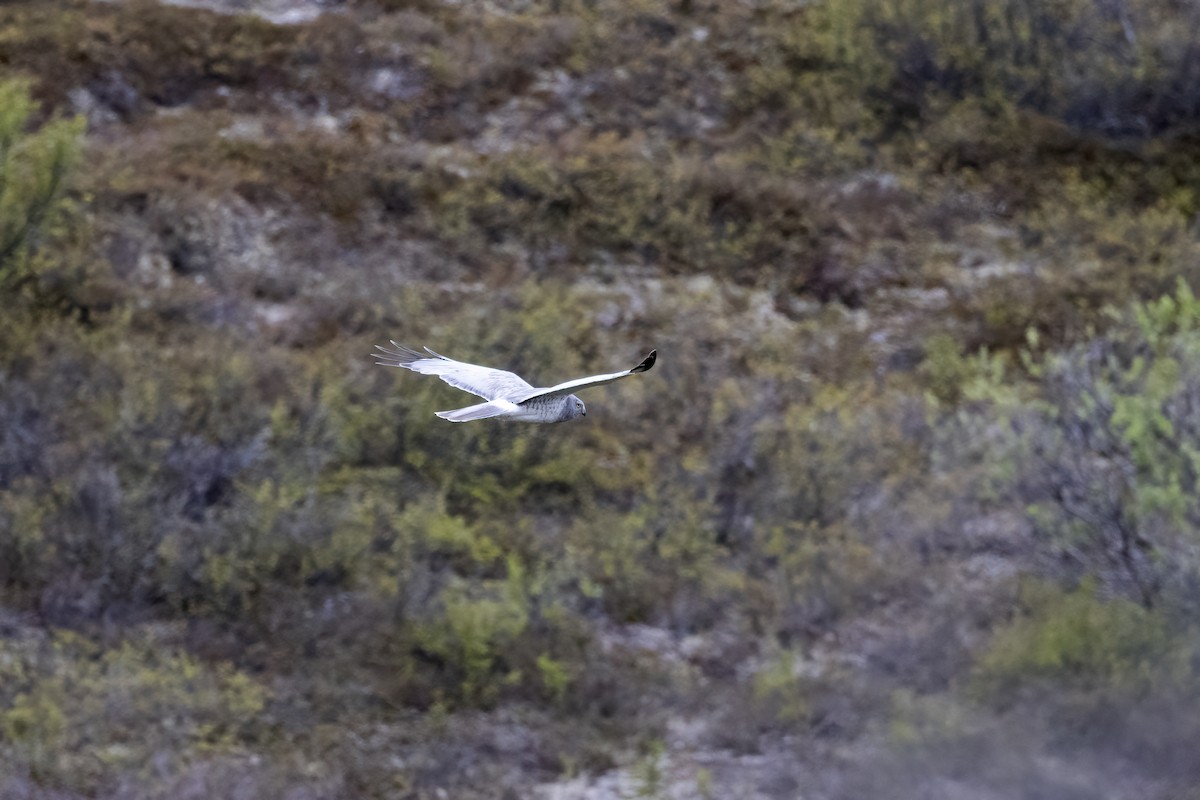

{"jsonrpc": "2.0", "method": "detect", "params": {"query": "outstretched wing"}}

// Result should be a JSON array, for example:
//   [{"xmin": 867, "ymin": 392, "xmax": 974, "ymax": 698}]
[
  {"xmin": 373, "ymin": 343, "xmax": 535, "ymax": 401},
  {"xmin": 515, "ymin": 350, "xmax": 656, "ymax": 405}
]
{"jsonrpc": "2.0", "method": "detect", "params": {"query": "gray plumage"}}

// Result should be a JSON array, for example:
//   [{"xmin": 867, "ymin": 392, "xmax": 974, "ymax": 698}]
[{"xmin": 373, "ymin": 344, "xmax": 657, "ymax": 423}]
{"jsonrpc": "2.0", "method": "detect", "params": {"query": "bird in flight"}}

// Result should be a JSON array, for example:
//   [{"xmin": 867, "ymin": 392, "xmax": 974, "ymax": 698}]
[{"xmin": 373, "ymin": 343, "xmax": 657, "ymax": 423}]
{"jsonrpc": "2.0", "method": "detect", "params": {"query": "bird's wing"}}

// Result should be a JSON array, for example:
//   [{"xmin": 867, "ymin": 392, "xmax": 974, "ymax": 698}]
[
  {"xmin": 515, "ymin": 350, "xmax": 656, "ymax": 404},
  {"xmin": 373, "ymin": 343, "xmax": 535, "ymax": 401}
]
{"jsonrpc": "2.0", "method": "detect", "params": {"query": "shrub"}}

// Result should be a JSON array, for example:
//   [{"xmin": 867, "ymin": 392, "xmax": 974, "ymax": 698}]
[
  {"xmin": 1016, "ymin": 281, "xmax": 1200, "ymax": 607},
  {"xmin": 972, "ymin": 579, "xmax": 1181, "ymax": 701},
  {"xmin": 0, "ymin": 78, "xmax": 85, "ymax": 300},
  {"xmin": 418, "ymin": 138, "xmax": 828, "ymax": 286},
  {"xmin": 808, "ymin": 0, "xmax": 1200, "ymax": 136},
  {"xmin": 417, "ymin": 565, "xmax": 530, "ymax": 706},
  {"xmin": 0, "ymin": 630, "xmax": 268, "ymax": 790}
]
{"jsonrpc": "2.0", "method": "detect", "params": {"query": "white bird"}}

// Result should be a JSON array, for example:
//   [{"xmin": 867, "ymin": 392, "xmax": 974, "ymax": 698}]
[{"xmin": 373, "ymin": 343, "xmax": 657, "ymax": 423}]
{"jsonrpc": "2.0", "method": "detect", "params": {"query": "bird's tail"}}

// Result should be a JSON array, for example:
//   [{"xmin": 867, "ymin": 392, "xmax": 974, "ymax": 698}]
[{"xmin": 434, "ymin": 401, "xmax": 511, "ymax": 422}]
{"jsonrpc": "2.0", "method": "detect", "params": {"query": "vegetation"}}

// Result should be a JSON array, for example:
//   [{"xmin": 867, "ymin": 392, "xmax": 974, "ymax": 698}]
[
  {"xmin": 0, "ymin": 78, "xmax": 85, "ymax": 306},
  {"xmin": 2, "ymin": 0, "xmax": 1200, "ymax": 796}
]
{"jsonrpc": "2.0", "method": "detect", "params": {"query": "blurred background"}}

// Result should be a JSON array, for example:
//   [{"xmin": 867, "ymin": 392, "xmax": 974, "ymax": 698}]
[{"xmin": 3, "ymin": 0, "xmax": 1200, "ymax": 797}]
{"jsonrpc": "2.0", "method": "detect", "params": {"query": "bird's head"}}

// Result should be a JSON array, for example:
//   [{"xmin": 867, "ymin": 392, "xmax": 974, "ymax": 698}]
[{"xmin": 570, "ymin": 394, "xmax": 586, "ymax": 418}]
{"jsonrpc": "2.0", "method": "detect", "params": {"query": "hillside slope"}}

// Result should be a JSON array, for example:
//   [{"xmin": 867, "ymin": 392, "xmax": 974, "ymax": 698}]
[{"xmin": 2, "ymin": 1, "xmax": 1200, "ymax": 797}]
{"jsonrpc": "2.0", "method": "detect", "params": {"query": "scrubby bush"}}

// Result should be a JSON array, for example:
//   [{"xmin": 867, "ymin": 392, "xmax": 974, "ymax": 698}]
[
  {"xmin": 803, "ymin": 0, "xmax": 1200, "ymax": 137},
  {"xmin": 0, "ymin": 78, "xmax": 85, "ymax": 302},
  {"xmin": 972, "ymin": 579, "xmax": 1185, "ymax": 702},
  {"xmin": 1012, "ymin": 281, "xmax": 1200, "ymax": 607},
  {"xmin": 0, "ymin": 630, "xmax": 268, "ymax": 791}
]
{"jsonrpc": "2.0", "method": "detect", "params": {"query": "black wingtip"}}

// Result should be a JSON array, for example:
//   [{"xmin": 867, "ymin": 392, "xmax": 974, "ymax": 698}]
[{"xmin": 631, "ymin": 349, "xmax": 657, "ymax": 374}]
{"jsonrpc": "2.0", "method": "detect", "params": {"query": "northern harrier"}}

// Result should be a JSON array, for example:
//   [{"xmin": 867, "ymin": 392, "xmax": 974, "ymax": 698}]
[{"xmin": 373, "ymin": 344, "xmax": 657, "ymax": 423}]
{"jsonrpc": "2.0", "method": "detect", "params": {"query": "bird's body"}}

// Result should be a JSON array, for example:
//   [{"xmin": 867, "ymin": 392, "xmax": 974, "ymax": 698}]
[{"xmin": 373, "ymin": 344, "xmax": 657, "ymax": 423}]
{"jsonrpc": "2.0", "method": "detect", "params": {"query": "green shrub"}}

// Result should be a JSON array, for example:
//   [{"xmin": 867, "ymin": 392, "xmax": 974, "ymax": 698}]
[
  {"xmin": 0, "ymin": 78, "xmax": 84, "ymax": 299},
  {"xmin": 564, "ymin": 482, "xmax": 732, "ymax": 628},
  {"xmin": 0, "ymin": 630, "xmax": 268, "ymax": 789},
  {"xmin": 972, "ymin": 579, "xmax": 1186, "ymax": 702},
  {"xmin": 414, "ymin": 559, "xmax": 531, "ymax": 706},
  {"xmin": 1018, "ymin": 281, "xmax": 1200, "ymax": 606}
]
